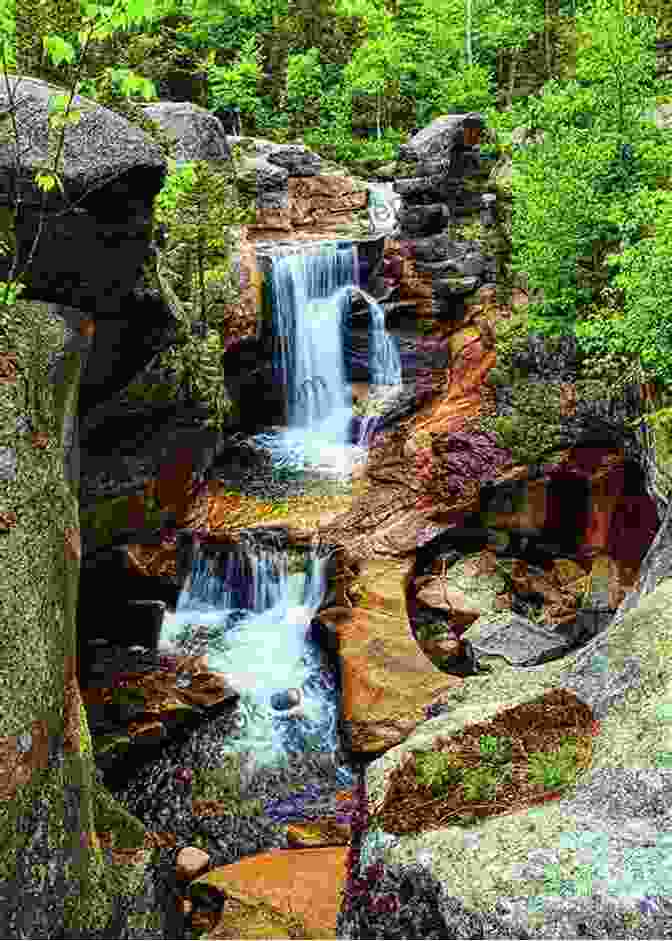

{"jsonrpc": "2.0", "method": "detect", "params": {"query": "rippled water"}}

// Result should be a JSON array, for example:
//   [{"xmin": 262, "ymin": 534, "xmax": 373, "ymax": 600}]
[{"xmin": 160, "ymin": 543, "xmax": 353, "ymax": 787}]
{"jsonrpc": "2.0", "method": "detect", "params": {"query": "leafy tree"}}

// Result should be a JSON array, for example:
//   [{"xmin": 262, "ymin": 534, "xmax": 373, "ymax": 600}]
[
  {"xmin": 151, "ymin": 154, "xmax": 255, "ymax": 429},
  {"xmin": 206, "ymin": 33, "xmax": 262, "ymax": 134},
  {"xmin": 340, "ymin": 16, "xmax": 409, "ymax": 138},
  {"xmin": 573, "ymin": 0, "xmax": 658, "ymax": 141},
  {"xmin": 285, "ymin": 46, "xmax": 323, "ymax": 130},
  {"xmin": 508, "ymin": 0, "xmax": 662, "ymax": 330}
]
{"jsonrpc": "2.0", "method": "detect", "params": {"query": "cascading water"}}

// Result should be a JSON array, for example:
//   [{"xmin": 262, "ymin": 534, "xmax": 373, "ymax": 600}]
[
  {"xmin": 253, "ymin": 239, "xmax": 402, "ymax": 476},
  {"xmin": 160, "ymin": 536, "xmax": 353, "ymax": 784}
]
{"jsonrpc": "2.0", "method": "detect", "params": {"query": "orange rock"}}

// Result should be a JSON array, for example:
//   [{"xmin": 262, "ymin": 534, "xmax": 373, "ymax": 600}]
[
  {"xmin": 323, "ymin": 558, "xmax": 463, "ymax": 753},
  {"xmin": 190, "ymin": 845, "xmax": 348, "ymax": 939},
  {"xmin": 189, "ymin": 910, "xmax": 219, "ymax": 935},
  {"xmin": 176, "ymin": 672, "xmax": 238, "ymax": 708},
  {"xmin": 176, "ymin": 846, "xmax": 211, "ymax": 882},
  {"xmin": 0, "ymin": 352, "xmax": 17, "ymax": 382}
]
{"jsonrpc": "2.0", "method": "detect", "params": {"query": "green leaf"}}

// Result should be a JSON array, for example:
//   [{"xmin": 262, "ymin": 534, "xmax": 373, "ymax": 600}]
[{"xmin": 42, "ymin": 35, "xmax": 77, "ymax": 68}]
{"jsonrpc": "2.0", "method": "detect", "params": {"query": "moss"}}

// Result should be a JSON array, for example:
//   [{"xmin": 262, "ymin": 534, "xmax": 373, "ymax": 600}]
[
  {"xmin": 80, "ymin": 492, "xmax": 164, "ymax": 552},
  {"xmin": 92, "ymin": 783, "xmax": 147, "ymax": 851}
]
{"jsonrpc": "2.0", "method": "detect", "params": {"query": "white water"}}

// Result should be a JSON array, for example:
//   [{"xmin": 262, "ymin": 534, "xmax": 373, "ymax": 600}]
[
  {"xmin": 160, "ymin": 543, "xmax": 350, "ymax": 777},
  {"xmin": 157, "ymin": 239, "xmax": 403, "ymax": 781},
  {"xmin": 253, "ymin": 240, "xmax": 402, "ymax": 476}
]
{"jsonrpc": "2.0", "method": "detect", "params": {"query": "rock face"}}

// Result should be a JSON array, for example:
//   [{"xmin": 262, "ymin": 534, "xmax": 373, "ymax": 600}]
[
  {"xmin": 141, "ymin": 101, "xmax": 232, "ymax": 166},
  {"xmin": 76, "ymin": 100, "xmax": 249, "ymax": 621},
  {"xmin": 379, "ymin": 114, "xmax": 497, "ymax": 320},
  {"xmin": 0, "ymin": 75, "xmax": 167, "ymax": 315},
  {"xmin": 340, "ymin": 574, "xmax": 672, "ymax": 940}
]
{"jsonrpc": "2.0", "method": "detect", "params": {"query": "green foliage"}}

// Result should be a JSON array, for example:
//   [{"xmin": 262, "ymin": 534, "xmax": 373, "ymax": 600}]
[
  {"xmin": 285, "ymin": 46, "xmax": 323, "ymax": 125},
  {"xmin": 80, "ymin": 492, "xmax": 163, "ymax": 550},
  {"xmin": 151, "ymin": 155, "xmax": 255, "ymax": 430},
  {"xmin": 592, "ymin": 188, "xmax": 672, "ymax": 385},
  {"xmin": 414, "ymin": 749, "xmax": 464, "ymax": 796},
  {"xmin": 192, "ymin": 753, "xmax": 264, "ymax": 816},
  {"xmin": 510, "ymin": 128, "xmax": 617, "ymax": 318},
  {"xmin": 573, "ymin": 0, "xmax": 658, "ymax": 140},
  {"xmin": 433, "ymin": 61, "xmax": 495, "ymax": 115},
  {"xmin": 207, "ymin": 34, "xmax": 262, "ymax": 133},
  {"xmin": 476, "ymin": 380, "xmax": 566, "ymax": 465},
  {"xmin": 478, "ymin": 733, "xmax": 513, "ymax": 765},
  {"xmin": 527, "ymin": 736, "xmax": 581, "ymax": 790},
  {"xmin": 414, "ymin": 731, "xmax": 586, "ymax": 809},
  {"xmin": 490, "ymin": 304, "xmax": 532, "ymax": 372},
  {"xmin": 461, "ymin": 765, "xmax": 501, "ymax": 802}
]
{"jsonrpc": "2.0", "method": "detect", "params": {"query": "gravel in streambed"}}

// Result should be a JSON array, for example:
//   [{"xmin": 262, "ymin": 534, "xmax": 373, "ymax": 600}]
[{"xmin": 100, "ymin": 710, "xmax": 359, "ymax": 938}]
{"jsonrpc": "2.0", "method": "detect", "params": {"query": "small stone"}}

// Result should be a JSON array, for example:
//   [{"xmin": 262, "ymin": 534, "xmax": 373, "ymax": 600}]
[
  {"xmin": 17, "ymin": 731, "xmax": 32, "ymax": 754},
  {"xmin": 0, "ymin": 447, "xmax": 17, "ymax": 481},
  {"xmin": 176, "ymin": 896, "xmax": 193, "ymax": 916},
  {"xmin": 175, "ymin": 846, "xmax": 211, "ymax": 882},
  {"xmin": 175, "ymin": 672, "xmax": 192, "ymax": 688},
  {"xmin": 271, "ymin": 688, "xmax": 303, "ymax": 711},
  {"xmin": 14, "ymin": 414, "xmax": 31, "ymax": 434}
]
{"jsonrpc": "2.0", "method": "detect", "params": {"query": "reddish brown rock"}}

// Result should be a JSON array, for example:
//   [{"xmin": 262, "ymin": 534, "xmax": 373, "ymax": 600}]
[
  {"xmin": 413, "ymin": 580, "xmax": 481, "ymax": 631},
  {"xmin": 318, "ymin": 558, "xmax": 463, "ymax": 754}
]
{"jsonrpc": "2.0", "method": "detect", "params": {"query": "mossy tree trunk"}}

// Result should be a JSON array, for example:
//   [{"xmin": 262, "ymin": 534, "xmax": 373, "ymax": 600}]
[{"xmin": 0, "ymin": 300, "xmax": 153, "ymax": 938}]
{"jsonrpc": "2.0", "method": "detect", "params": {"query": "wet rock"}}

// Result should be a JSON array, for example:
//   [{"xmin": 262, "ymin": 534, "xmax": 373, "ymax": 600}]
[
  {"xmin": 270, "ymin": 688, "xmax": 303, "ymax": 712},
  {"xmin": 286, "ymin": 819, "xmax": 351, "ymax": 847},
  {"xmin": 413, "ymin": 580, "xmax": 481, "ymax": 632}
]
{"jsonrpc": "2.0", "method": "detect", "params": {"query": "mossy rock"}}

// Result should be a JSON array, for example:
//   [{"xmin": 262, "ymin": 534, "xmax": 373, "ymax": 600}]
[
  {"xmin": 374, "ymin": 162, "xmax": 398, "ymax": 179},
  {"xmin": 80, "ymin": 492, "xmax": 164, "ymax": 555},
  {"xmin": 92, "ymin": 781, "xmax": 148, "ymax": 850}
]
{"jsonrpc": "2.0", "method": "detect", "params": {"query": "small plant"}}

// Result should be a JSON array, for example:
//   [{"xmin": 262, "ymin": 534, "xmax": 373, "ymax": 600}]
[
  {"xmin": 460, "ymin": 765, "xmax": 500, "ymax": 802},
  {"xmin": 527, "ymin": 737, "xmax": 581, "ymax": 790},
  {"xmin": 478, "ymin": 733, "xmax": 513, "ymax": 765},
  {"xmin": 414, "ymin": 750, "xmax": 464, "ymax": 796}
]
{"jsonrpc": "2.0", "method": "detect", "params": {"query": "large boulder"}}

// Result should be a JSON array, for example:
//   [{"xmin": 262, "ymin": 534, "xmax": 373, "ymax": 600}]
[
  {"xmin": 398, "ymin": 113, "xmax": 484, "ymax": 164},
  {"xmin": 140, "ymin": 100, "xmax": 231, "ymax": 166},
  {"xmin": 0, "ymin": 74, "xmax": 167, "ymax": 315},
  {"xmin": 238, "ymin": 155, "xmax": 289, "ymax": 192},
  {"xmin": 255, "ymin": 140, "xmax": 322, "ymax": 177},
  {"xmin": 342, "ymin": 572, "xmax": 672, "ymax": 939}
]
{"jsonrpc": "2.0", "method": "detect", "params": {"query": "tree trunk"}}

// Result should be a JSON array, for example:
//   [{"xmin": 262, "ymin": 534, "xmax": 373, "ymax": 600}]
[
  {"xmin": 0, "ymin": 300, "xmax": 154, "ymax": 937},
  {"xmin": 506, "ymin": 50, "xmax": 519, "ymax": 107}
]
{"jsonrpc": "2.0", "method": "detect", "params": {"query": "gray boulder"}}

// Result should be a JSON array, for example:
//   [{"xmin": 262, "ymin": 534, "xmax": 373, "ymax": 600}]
[
  {"xmin": 141, "ymin": 100, "xmax": 231, "ymax": 166},
  {"xmin": 398, "ymin": 113, "xmax": 484, "ymax": 164},
  {"xmin": 397, "ymin": 203, "xmax": 450, "ymax": 238},
  {"xmin": 415, "ymin": 247, "xmax": 486, "ymax": 279},
  {"xmin": 393, "ymin": 175, "xmax": 446, "ymax": 202},
  {"xmin": 238, "ymin": 155, "xmax": 289, "ymax": 192},
  {"xmin": 0, "ymin": 74, "xmax": 167, "ymax": 315},
  {"xmin": 258, "ymin": 141, "xmax": 322, "ymax": 177}
]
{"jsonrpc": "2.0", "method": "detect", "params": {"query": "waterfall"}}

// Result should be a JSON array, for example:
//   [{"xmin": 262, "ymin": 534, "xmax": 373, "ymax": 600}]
[
  {"xmin": 159, "ymin": 538, "xmax": 351, "ymax": 776},
  {"xmin": 253, "ymin": 239, "xmax": 402, "ymax": 475},
  {"xmin": 267, "ymin": 242, "xmax": 356, "ymax": 473}
]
